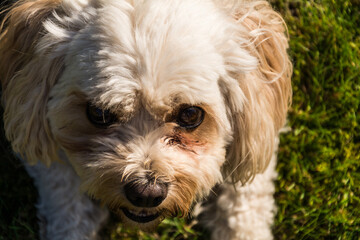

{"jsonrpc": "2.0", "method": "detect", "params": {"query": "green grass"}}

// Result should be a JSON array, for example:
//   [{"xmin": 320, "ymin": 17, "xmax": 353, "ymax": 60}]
[
  {"xmin": 1, "ymin": 0, "xmax": 360, "ymax": 239},
  {"xmin": 273, "ymin": 0, "xmax": 360, "ymax": 239}
]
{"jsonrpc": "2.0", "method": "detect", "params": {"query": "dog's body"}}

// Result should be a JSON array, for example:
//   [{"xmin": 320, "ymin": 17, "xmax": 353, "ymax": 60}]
[{"xmin": 0, "ymin": 0, "xmax": 291, "ymax": 239}]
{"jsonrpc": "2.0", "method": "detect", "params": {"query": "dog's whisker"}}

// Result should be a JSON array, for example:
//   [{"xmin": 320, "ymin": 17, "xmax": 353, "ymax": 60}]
[{"xmin": 224, "ymin": 151, "xmax": 251, "ymax": 183}]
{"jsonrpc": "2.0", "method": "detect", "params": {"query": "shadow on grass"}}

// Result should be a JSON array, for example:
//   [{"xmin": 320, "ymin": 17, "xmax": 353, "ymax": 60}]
[{"xmin": 0, "ymin": 108, "xmax": 38, "ymax": 240}]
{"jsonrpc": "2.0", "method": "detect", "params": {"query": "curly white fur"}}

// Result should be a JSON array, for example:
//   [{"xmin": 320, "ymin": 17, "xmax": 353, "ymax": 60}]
[{"xmin": 0, "ymin": 0, "xmax": 291, "ymax": 239}]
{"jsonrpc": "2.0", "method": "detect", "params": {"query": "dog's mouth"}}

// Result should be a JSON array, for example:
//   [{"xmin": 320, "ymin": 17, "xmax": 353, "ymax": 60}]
[{"xmin": 121, "ymin": 208, "xmax": 161, "ymax": 223}]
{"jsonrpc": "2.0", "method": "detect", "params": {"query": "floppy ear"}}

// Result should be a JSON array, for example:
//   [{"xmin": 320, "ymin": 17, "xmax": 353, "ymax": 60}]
[
  {"xmin": 0, "ymin": 0, "xmax": 63, "ymax": 165},
  {"xmin": 220, "ymin": 1, "xmax": 292, "ymax": 184}
]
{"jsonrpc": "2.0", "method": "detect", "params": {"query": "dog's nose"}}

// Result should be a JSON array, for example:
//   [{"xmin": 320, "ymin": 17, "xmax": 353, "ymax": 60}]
[{"xmin": 124, "ymin": 180, "xmax": 168, "ymax": 208}]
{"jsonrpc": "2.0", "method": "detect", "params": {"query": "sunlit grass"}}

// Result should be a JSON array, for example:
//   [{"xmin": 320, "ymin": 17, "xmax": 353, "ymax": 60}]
[{"xmin": 273, "ymin": 0, "xmax": 360, "ymax": 239}]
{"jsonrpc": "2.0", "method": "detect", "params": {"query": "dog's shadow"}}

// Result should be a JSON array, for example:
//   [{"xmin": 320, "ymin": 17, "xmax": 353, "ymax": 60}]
[{"xmin": 0, "ymin": 107, "xmax": 39, "ymax": 239}]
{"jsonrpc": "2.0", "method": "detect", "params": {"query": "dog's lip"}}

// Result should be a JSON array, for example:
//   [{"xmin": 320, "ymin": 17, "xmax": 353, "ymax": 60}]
[{"xmin": 121, "ymin": 208, "xmax": 161, "ymax": 223}]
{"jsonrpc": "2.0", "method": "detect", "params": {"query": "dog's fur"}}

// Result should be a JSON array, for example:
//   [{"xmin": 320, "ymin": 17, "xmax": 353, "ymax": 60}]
[{"xmin": 0, "ymin": 0, "xmax": 292, "ymax": 239}]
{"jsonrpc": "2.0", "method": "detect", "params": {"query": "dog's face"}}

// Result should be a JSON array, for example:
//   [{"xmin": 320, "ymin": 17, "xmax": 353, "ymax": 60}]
[{"xmin": 0, "ymin": 0, "xmax": 291, "ymax": 230}]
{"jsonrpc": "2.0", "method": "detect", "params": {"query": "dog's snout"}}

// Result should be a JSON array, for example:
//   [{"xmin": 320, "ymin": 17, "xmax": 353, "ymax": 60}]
[{"xmin": 124, "ymin": 180, "xmax": 168, "ymax": 208}]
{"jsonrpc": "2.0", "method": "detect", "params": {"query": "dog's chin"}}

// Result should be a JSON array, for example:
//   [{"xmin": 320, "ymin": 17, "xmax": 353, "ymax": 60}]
[{"xmin": 114, "ymin": 207, "xmax": 166, "ymax": 231}]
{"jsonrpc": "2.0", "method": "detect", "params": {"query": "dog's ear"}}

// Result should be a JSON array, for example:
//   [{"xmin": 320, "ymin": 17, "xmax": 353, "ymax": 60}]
[
  {"xmin": 0, "ymin": 0, "xmax": 64, "ymax": 165},
  {"xmin": 220, "ymin": 1, "xmax": 292, "ymax": 184}
]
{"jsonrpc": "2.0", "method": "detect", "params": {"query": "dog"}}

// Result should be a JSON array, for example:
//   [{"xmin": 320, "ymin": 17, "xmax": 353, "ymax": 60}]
[{"xmin": 0, "ymin": 0, "xmax": 292, "ymax": 239}]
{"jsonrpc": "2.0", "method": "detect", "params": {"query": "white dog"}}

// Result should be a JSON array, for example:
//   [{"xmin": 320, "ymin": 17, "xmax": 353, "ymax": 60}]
[{"xmin": 0, "ymin": 0, "xmax": 292, "ymax": 239}]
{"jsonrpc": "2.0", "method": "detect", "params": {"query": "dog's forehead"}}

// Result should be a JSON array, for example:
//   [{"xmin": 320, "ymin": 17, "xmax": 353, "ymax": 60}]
[
  {"xmin": 71, "ymin": 0, "xmax": 229, "ymax": 114},
  {"xmin": 133, "ymin": 0, "xmax": 228, "ymax": 106}
]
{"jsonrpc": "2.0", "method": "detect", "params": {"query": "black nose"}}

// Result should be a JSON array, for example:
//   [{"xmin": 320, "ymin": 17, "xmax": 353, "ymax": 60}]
[{"xmin": 124, "ymin": 179, "xmax": 168, "ymax": 208}]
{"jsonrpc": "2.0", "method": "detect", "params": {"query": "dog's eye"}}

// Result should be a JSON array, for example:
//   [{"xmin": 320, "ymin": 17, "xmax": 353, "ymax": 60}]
[
  {"xmin": 177, "ymin": 106, "xmax": 204, "ymax": 129},
  {"xmin": 86, "ymin": 103, "xmax": 117, "ymax": 127}
]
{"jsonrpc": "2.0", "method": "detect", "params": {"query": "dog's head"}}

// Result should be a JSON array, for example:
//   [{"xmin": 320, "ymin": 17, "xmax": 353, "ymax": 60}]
[{"xmin": 0, "ymin": 0, "xmax": 291, "ymax": 230}]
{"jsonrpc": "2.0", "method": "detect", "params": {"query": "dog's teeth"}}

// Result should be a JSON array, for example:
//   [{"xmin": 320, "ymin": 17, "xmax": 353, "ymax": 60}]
[
  {"xmin": 138, "ymin": 212, "xmax": 149, "ymax": 217},
  {"xmin": 129, "ymin": 209, "xmax": 138, "ymax": 215},
  {"xmin": 125, "ymin": 208, "xmax": 158, "ymax": 217}
]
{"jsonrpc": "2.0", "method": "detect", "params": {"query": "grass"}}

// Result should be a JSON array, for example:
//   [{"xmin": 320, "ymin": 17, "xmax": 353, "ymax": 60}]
[
  {"xmin": 1, "ymin": 0, "xmax": 359, "ymax": 239},
  {"xmin": 272, "ymin": 0, "xmax": 360, "ymax": 239},
  {"xmin": 0, "ymin": 114, "xmax": 38, "ymax": 240}
]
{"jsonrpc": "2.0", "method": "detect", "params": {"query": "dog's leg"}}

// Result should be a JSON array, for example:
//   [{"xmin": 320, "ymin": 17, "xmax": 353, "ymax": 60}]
[
  {"xmin": 22, "ymin": 155, "xmax": 108, "ymax": 240},
  {"xmin": 196, "ymin": 155, "xmax": 277, "ymax": 240}
]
